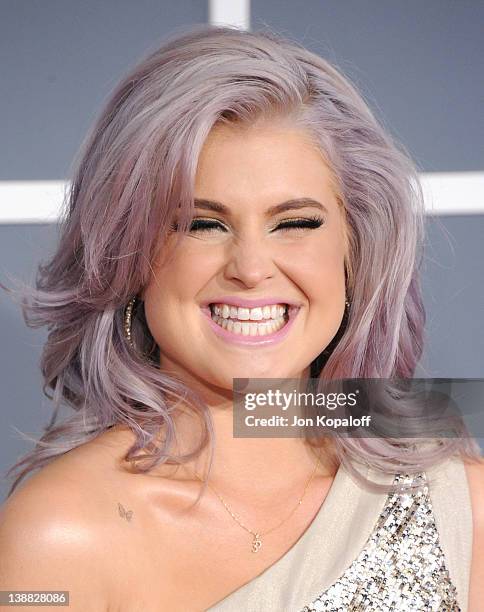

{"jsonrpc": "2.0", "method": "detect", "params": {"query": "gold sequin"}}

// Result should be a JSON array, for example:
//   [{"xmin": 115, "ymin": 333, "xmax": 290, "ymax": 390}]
[{"xmin": 300, "ymin": 472, "xmax": 461, "ymax": 611}]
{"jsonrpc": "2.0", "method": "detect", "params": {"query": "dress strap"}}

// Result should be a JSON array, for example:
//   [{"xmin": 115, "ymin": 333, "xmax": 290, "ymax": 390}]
[{"xmin": 426, "ymin": 454, "xmax": 473, "ymax": 612}]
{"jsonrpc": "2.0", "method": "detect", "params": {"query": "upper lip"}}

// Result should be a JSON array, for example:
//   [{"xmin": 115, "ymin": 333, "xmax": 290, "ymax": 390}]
[{"xmin": 200, "ymin": 296, "xmax": 302, "ymax": 309}]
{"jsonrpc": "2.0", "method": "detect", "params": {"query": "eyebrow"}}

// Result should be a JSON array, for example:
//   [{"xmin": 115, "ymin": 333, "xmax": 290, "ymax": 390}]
[{"xmin": 193, "ymin": 197, "xmax": 329, "ymax": 217}]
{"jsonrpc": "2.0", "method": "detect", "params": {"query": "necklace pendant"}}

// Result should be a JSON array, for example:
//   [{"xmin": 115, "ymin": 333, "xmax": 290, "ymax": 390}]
[{"xmin": 251, "ymin": 533, "xmax": 262, "ymax": 553}]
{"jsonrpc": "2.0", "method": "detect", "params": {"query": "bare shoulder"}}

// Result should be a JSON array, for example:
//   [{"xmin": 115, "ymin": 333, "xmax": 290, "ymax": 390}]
[
  {"xmin": 0, "ymin": 427, "xmax": 144, "ymax": 611},
  {"xmin": 463, "ymin": 456, "xmax": 484, "ymax": 610},
  {"xmin": 0, "ymin": 469, "xmax": 109, "ymax": 610}
]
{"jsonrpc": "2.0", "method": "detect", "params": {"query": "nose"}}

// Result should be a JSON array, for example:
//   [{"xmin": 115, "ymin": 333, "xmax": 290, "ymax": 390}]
[{"xmin": 223, "ymin": 235, "xmax": 276, "ymax": 288}]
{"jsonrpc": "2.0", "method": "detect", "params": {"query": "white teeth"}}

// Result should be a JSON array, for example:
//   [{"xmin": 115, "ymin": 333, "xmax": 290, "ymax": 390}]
[
  {"xmin": 211, "ymin": 303, "xmax": 288, "ymax": 321},
  {"xmin": 212, "ymin": 314, "xmax": 286, "ymax": 336},
  {"xmin": 208, "ymin": 303, "xmax": 291, "ymax": 336},
  {"xmin": 249, "ymin": 307, "xmax": 263, "ymax": 321},
  {"xmin": 238, "ymin": 308, "xmax": 250, "ymax": 320}
]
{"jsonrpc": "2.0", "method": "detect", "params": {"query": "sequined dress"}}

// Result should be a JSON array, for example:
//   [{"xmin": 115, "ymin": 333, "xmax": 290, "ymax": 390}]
[{"xmin": 206, "ymin": 456, "xmax": 472, "ymax": 612}]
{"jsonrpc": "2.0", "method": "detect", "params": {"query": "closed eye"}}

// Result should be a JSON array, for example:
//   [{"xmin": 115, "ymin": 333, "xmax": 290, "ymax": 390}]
[
  {"xmin": 274, "ymin": 216, "xmax": 325, "ymax": 232},
  {"xmin": 178, "ymin": 215, "xmax": 325, "ymax": 234}
]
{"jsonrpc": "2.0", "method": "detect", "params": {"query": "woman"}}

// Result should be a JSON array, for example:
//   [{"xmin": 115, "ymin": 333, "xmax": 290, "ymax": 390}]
[{"xmin": 1, "ymin": 24, "xmax": 483, "ymax": 612}]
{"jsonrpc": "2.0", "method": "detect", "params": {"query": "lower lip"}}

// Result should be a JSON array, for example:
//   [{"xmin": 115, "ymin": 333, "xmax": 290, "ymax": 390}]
[{"xmin": 200, "ymin": 306, "xmax": 301, "ymax": 346}]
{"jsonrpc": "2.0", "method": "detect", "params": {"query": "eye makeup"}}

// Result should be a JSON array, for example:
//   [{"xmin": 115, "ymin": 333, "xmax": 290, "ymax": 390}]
[{"xmin": 171, "ymin": 215, "xmax": 325, "ymax": 235}]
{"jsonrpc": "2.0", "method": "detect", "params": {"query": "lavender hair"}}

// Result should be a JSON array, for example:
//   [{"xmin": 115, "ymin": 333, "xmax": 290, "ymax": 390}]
[{"xmin": 2, "ymin": 24, "xmax": 481, "ymax": 500}]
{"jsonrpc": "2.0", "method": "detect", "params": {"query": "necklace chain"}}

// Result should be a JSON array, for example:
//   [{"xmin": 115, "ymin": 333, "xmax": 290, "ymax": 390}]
[{"xmin": 185, "ymin": 453, "xmax": 321, "ymax": 553}]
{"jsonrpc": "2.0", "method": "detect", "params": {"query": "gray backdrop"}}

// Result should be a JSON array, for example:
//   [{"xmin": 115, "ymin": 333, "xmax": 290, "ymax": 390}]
[{"xmin": 1, "ymin": 1, "xmax": 483, "ymax": 501}]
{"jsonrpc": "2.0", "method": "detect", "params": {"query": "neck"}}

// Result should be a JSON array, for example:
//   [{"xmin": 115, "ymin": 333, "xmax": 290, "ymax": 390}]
[{"xmin": 160, "ymin": 397, "xmax": 338, "ymax": 503}]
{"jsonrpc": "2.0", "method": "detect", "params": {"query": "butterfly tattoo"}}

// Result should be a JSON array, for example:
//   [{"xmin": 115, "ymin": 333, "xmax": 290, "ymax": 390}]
[{"xmin": 117, "ymin": 502, "xmax": 134, "ymax": 522}]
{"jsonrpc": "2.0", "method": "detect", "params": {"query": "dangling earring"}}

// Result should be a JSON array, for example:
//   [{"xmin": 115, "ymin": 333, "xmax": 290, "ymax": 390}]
[
  {"xmin": 309, "ymin": 295, "xmax": 351, "ymax": 378},
  {"xmin": 124, "ymin": 296, "xmax": 136, "ymax": 348}
]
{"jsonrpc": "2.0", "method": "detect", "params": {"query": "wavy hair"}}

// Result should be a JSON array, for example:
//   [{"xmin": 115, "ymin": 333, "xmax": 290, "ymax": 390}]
[{"xmin": 2, "ymin": 24, "xmax": 481, "ymax": 500}]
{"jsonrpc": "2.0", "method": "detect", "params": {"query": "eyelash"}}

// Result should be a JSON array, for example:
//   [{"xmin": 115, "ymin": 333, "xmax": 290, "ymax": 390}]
[{"xmin": 183, "ymin": 215, "xmax": 325, "ymax": 234}]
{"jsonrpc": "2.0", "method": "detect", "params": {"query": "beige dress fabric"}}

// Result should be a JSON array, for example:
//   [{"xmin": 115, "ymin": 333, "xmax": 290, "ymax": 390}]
[{"xmin": 206, "ymin": 455, "xmax": 473, "ymax": 612}]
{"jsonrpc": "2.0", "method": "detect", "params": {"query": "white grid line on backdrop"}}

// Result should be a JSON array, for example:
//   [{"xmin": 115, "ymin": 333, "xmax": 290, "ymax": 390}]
[
  {"xmin": 0, "ymin": 172, "xmax": 482, "ymax": 224},
  {"xmin": 208, "ymin": 0, "xmax": 250, "ymax": 30}
]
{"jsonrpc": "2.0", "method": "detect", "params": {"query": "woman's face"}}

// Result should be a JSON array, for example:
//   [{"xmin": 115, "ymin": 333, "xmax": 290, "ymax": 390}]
[{"xmin": 142, "ymin": 122, "xmax": 348, "ymax": 390}]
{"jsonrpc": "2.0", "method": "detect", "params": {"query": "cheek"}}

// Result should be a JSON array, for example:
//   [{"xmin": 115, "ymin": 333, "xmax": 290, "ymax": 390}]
[
  {"xmin": 142, "ymin": 248, "xmax": 216, "ymax": 338},
  {"xmin": 288, "ymin": 237, "xmax": 346, "ymax": 289},
  {"xmin": 145, "ymin": 247, "xmax": 209, "ymax": 301}
]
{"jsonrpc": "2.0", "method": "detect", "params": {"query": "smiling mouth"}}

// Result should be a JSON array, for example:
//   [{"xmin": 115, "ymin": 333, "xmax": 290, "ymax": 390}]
[{"xmin": 208, "ymin": 303, "xmax": 294, "ymax": 337}]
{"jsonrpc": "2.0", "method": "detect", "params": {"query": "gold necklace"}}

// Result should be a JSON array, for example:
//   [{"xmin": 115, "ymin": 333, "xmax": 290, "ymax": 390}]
[{"xmin": 186, "ymin": 453, "xmax": 321, "ymax": 553}]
